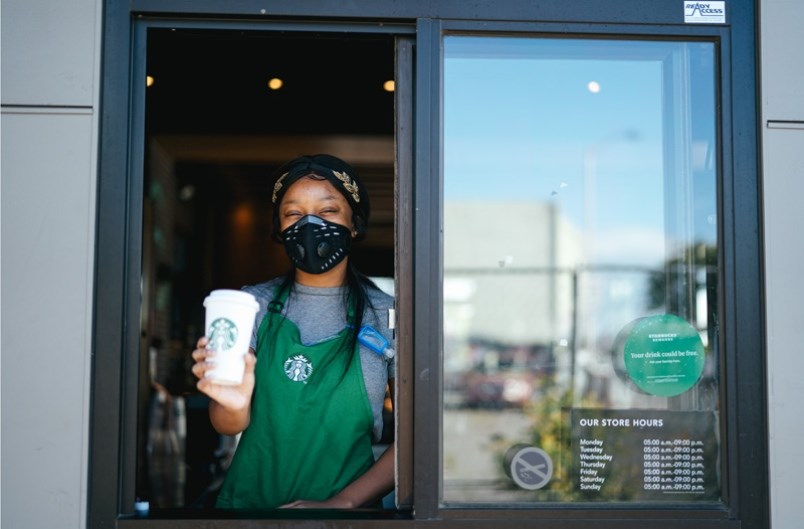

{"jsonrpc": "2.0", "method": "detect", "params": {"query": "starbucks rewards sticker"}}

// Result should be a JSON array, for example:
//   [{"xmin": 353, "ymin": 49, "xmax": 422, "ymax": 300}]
[{"xmin": 622, "ymin": 314, "xmax": 705, "ymax": 397}]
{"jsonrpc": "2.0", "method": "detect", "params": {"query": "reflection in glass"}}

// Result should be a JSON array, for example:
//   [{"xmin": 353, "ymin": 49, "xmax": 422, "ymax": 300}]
[{"xmin": 442, "ymin": 36, "xmax": 719, "ymax": 504}]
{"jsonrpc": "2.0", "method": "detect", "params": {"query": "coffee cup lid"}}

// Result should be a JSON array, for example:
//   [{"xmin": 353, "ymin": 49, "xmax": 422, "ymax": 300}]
[{"xmin": 204, "ymin": 289, "xmax": 259, "ymax": 310}]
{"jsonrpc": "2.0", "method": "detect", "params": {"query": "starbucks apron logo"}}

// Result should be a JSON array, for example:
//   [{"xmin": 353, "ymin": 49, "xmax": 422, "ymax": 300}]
[
  {"xmin": 208, "ymin": 318, "xmax": 238, "ymax": 351},
  {"xmin": 284, "ymin": 354, "xmax": 313, "ymax": 383}
]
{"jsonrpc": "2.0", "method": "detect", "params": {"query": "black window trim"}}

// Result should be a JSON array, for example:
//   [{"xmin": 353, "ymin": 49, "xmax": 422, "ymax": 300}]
[
  {"xmin": 414, "ymin": 18, "xmax": 755, "ymax": 526},
  {"xmin": 92, "ymin": 3, "xmax": 767, "ymax": 528}
]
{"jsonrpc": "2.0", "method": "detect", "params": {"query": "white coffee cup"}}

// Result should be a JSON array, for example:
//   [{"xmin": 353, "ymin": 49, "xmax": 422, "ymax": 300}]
[{"xmin": 203, "ymin": 289, "xmax": 259, "ymax": 385}]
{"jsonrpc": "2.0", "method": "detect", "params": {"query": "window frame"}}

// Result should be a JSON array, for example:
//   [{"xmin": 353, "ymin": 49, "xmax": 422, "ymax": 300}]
[
  {"xmin": 91, "ymin": 2, "xmax": 767, "ymax": 528},
  {"xmin": 409, "ymin": 17, "xmax": 764, "ymax": 529},
  {"xmin": 431, "ymin": 20, "xmax": 731, "ymax": 515}
]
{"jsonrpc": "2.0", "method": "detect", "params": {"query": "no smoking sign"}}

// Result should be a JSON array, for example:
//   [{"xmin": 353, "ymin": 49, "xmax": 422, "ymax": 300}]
[{"xmin": 505, "ymin": 445, "xmax": 554, "ymax": 490}]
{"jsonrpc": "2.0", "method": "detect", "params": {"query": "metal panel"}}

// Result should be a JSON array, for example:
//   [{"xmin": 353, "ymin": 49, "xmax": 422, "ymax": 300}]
[
  {"xmin": 1, "ymin": 109, "xmax": 96, "ymax": 529},
  {"xmin": 724, "ymin": 2, "xmax": 768, "ymax": 528},
  {"xmin": 763, "ymin": 126, "xmax": 804, "ymax": 529},
  {"xmin": 395, "ymin": 35, "xmax": 416, "ymax": 510},
  {"xmin": 0, "ymin": 0, "xmax": 99, "ymax": 106},
  {"xmin": 89, "ymin": 0, "xmax": 133, "ymax": 526},
  {"xmin": 761, "ymin": 0, "xmax": 804, "ymax": 121},
  {"xmin": 413, "ymin": 17, "xmax": 444, "ymax": 520},
  {"xmin": 131, "ymin": 0, "xmax": 695, "ymax": 25}
]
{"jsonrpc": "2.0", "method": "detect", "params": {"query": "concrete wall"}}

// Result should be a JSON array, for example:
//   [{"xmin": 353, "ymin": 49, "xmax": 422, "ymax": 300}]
[
  {"xmin": 761, "ymin": 1, "xmax": 804, "ymax": 529},
  {"xmin": 0, "ymin": 1, "xmax": 101, "ymax": 528}
]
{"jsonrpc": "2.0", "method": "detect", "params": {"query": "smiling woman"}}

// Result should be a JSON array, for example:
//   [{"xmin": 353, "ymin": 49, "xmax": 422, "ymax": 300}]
[{"xmin": 191, "ymin": 154, "xmax": 396, "ymax": 509}]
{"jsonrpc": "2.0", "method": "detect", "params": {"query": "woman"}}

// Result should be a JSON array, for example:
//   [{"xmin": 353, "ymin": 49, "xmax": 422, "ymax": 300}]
[{"xmin": 191, "ymin": 154, "xmax": 395, "ymax": 509}]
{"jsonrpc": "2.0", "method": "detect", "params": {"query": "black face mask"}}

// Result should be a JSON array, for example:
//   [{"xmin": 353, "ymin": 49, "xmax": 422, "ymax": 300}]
[{"xmin": 281, "ymin": 215, "xmax": 352, "ymax": 274}]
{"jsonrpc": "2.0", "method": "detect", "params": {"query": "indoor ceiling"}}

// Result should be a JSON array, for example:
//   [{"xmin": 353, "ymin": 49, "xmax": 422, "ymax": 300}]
[{"xmin": 145, "ymin": 28, "xmax": 396, "ymax": 136}]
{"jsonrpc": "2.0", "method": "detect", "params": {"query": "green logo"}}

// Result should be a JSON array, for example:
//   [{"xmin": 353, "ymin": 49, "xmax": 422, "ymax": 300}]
[
  {"xmin": 208, "ymin": 318, "xmax": 238, "ymax": 351},
  {"xmin": 622, "ymin": 314, "xmax": 705, "ymax": 397},
  {"xmin": 284, "ymin": 354, "xmax": 313, "ymax": 383}
]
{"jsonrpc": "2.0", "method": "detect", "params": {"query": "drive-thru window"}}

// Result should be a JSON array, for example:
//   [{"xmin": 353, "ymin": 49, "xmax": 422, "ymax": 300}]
[{"xmin": 91, "ymin": 2, "xmax": 767, "ymax": 528}]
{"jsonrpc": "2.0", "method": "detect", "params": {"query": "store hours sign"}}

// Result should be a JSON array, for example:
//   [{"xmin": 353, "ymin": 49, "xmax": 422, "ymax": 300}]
[{"xmin": 570, "ymin": 409, "xmax": 720, "ymax": 501}]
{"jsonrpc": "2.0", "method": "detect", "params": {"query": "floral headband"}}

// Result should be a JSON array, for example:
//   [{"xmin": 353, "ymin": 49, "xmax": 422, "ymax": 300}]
[{"xmin": 271, "ymin": 169, "xmax": 361, "ymax": 205}]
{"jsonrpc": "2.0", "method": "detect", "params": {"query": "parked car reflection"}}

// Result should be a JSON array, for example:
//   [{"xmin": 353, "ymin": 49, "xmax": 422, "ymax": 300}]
[{"xmin": 447, "ymin": 341, "xmax": 554, "ymax": 409}]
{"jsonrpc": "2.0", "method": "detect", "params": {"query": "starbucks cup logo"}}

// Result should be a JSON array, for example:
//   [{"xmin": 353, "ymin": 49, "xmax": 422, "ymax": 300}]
[
  {"xmin": 208, "ymin": 318, "xmax": 238, "ymax": 352},
  {"xmin": 203, "ymin": 289, "xmax": 259, "ymax": 386}
]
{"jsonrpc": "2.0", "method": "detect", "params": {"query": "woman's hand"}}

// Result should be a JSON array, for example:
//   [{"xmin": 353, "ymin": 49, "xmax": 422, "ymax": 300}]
[
  {"xmin": 281, "ymin": 440, "xmax": 396, "ymax": 510},
  {"xmin": 280, "ymin": 498, "xmax": 354, "ymax": 509},
  {"xmin": 191, "ymin": 337, "xmax": 256, "ymax": 434}
]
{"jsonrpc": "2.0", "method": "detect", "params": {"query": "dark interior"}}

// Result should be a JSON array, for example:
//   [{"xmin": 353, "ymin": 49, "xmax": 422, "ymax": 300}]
[{"xmin": 138, "ymin": 28, "xmax": 396, "ymax": 508}]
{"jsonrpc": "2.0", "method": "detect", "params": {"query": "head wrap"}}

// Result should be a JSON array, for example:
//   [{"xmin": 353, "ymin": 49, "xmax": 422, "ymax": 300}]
[{"xmin": 270, "ymin": 154, "xmax": 371, "ymax": 242}]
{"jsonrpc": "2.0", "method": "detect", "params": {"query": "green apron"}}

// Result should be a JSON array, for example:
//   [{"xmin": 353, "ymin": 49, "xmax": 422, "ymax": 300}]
[{"xmin": 216, "ymin": 288, "xmax": 375, "ymax": 509}]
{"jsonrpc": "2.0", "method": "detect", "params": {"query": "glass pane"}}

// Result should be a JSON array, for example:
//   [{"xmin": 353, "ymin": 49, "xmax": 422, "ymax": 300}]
[{"xmin": 443, "ymin": 36, "xmax": 719, "ymax": 505}]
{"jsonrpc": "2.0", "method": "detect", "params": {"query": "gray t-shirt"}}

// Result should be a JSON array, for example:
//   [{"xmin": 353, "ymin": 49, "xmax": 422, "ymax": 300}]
[{"xmin": 243, "ymin": 278, "xmax": 395, "ymax": 442}]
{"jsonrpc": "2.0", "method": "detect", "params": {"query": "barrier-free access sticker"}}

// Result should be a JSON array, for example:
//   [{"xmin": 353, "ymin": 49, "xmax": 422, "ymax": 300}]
[{"xmin": 684, "ymin": 2, "xmax": 726, "ymax": 24}]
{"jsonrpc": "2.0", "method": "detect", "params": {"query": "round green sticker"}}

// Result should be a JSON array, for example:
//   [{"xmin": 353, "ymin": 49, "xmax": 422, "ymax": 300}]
[{"xmin": 622, "ymin": 314, "xmax": 705, "ymax": 397}]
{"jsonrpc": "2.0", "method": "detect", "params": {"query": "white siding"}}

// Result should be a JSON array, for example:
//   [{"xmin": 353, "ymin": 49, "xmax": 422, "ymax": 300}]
[
  {"xmin": 1, "ymin": 0, "xmax": 101, "ymax": 528},
  {"xmin": 0, "ymin": 0, "xmax": 98, "ymax": 106},
  {"xmin": 1, "ymin": 109, "xmax": 97, "ymax": 529},
  {"xmin": 762, "ymin": 0, "xmax": 804, "ymax": 528},
  {"xmin": 761, "ymin": 0, "xmax": 804, "ymax": 122},
  {"xmin": 763, "ymin": 126, "xmax": 804, "ymax": 529}
]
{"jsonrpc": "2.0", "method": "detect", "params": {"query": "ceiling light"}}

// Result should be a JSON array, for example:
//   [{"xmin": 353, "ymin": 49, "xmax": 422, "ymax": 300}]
[
  {"xmin": 146, "ymin": 75, "xmax": 155, "ymax": 88},
  {"xmin": 587, "ymin": 81, "xmax": 601, "ymax": 93},
  {"xmin": 383, "ymin": 80, "xmax": 395, "ymax": 92},
  {"xmin": 268, "ymin": 77, "xmax": 283, "ymax": 90},
  {"xmin": 178, "ymin": 184, "xmax": 195, "ymax": 201}
]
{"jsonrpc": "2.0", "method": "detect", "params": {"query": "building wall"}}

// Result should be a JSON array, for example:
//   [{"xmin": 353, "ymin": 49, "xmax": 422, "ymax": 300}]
[
  {"xmin": 761, "ymin": 1, "xmax": 804, "ymax": 528},
  {"xmin": 0, "ymin": 1, "xmax": 101, "ymax": 528},
  {"xmin": 0, "ymin": 1, "xmax": 801, "ymax": 528}
]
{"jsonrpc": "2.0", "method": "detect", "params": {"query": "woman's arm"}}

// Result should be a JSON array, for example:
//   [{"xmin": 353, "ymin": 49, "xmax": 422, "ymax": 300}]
[
  {"xmin": 283, "ymin": 379, "xmax": 397, "ymax": 508},
  {"xmin": 329, "ymin": 441, "xmax": 395, "ymax": 508},
  {"xmin": 208, "ymin": 397, "xmax": 251, "ymax": 436},
  {"xmin": 282, "ymin": 442, "xmax": 395, "ymax": 509}
]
